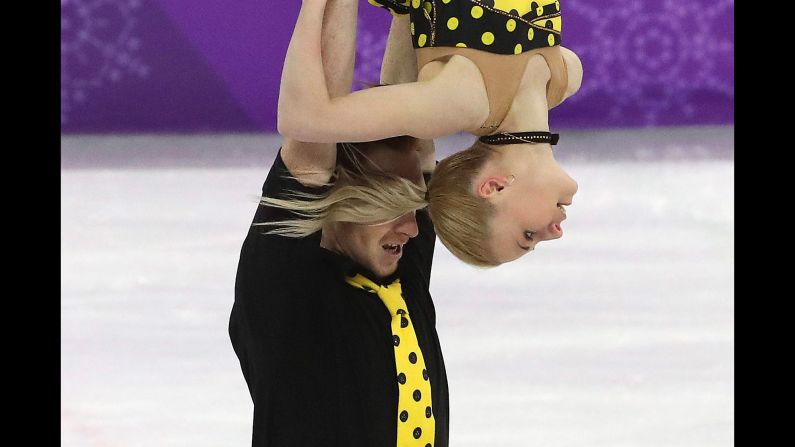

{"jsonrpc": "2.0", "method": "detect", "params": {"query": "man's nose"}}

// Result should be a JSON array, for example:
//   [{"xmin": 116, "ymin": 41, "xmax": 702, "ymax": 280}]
[{"xmin": 394, "ymin": 211, "xmax": 419, "ymax": 238}]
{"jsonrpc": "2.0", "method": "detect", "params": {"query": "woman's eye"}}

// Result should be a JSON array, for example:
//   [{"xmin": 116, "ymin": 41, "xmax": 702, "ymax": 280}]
[{"xmin": 524, "ymin": 231, "xmax": 535, "ymax": 241}]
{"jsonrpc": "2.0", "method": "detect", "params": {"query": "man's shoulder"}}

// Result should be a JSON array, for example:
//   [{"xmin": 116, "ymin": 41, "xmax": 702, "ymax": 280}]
[
  {"xmin": 261, "ymin": 148, "xmax": 327, "ymax": 196},
  {"xmin": 234, "ymin": 247, "xmax": 336, "ymax": 316}
]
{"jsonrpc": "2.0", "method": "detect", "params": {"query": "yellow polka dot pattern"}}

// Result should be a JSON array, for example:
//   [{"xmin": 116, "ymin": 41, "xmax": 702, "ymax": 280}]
[
  {"xmin": 346, "ymin": 274, "xmax": 435, "ymax": 447},
  {"xmin": 543, "ymin": 16, "xmax": 563, "ymax": 31},
  {"xmin": 489, "ymin": 0, "xmax": 561, "ymax": 16},
  {"xmin": 366, "ymin": 0, "xmax": 562, "ymax": 55},
  {"xmin": 506, "ymin": 19, "xmax": 516, "ymax": 32},
  {"xmin": 418, "ymin": 33, "xmax": 428, "ymax": 47}
]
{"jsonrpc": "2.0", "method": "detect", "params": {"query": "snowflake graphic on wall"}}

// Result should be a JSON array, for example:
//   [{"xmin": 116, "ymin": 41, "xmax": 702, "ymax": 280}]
[
  {"xmin": 564, "ymin": 0, "xmax": 733, "ymax": 125},
  {"xmin": 61, "ymin": 0, "xmax": 149, "ymax": 124}
]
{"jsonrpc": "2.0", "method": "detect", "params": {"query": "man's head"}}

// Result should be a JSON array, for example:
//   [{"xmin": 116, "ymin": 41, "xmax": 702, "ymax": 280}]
[
  {"xmin": 259, "ymin": 136, "xmax": 427, "ymax": 279},
  {"xmin": 428, "ymin": 140, "xmax": 578, "ymax": 266},
  {"xmin": 322, "ymin": 137, "xmax": 426, "ymax": 277}
]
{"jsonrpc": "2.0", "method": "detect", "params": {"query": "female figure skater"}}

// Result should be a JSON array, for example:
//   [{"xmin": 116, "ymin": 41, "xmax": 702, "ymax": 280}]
[{"xmin": 278, "ymin": 0, "xmax": 582, "ymax": 266}]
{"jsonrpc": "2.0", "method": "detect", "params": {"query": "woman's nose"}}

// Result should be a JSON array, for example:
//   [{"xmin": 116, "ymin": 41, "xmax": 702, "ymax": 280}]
[{"xmin": 560, "ymin": 175, "xmax": 578, "ymax": 204}]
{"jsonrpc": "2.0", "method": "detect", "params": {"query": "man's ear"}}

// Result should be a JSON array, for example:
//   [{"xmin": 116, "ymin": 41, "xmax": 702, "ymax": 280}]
[{"xmin": 476, "ymin": 176, "xmax": 511, "ymax": 198}]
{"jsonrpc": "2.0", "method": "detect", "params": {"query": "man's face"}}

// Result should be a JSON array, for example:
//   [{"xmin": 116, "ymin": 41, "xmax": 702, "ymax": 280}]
[
  {"xmin": 329, "ymin": 142, "xmax": 425, "ymax": 278},
  {"xmin": 334, "ymin": 210, "xmax": 420, "ymax": 278}
]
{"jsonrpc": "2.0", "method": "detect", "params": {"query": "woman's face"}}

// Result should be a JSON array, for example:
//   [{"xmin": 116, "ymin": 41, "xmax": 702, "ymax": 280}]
[{"xmin": 485, "ymin": 157, "xmax": 578, "ymax": 264}]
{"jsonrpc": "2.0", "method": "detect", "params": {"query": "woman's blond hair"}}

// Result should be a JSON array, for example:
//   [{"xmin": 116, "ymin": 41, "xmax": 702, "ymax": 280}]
[
  {"xmin": 427, "ymin": 140, "xmax": 499, "ymax": 267},
  {"xmin": 255, "ymin": 137, "xmax": 427, "ymax": 236}
]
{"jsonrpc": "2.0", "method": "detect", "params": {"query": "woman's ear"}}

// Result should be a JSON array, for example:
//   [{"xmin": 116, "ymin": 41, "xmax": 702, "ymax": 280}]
[{"xmin": 476, "ymin": 176, "xmax": 511, "ymax": 198}]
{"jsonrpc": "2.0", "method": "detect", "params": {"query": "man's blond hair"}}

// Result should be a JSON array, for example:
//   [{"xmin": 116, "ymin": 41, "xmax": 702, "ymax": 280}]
[{"xmin": 256, "ymin": 137, "xmax": 427, "ymax": 236}]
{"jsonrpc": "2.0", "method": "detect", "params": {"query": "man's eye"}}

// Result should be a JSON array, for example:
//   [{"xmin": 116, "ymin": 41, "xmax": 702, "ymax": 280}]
[{"xmin": 524, "ymin": 231, "xmax": 535, "ymax": 241}]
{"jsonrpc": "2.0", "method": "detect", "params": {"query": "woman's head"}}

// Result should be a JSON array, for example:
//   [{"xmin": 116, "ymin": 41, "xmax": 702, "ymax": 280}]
[{"xmin": 428, "ymin": 140, "xmax": 578, "ymax": 266}]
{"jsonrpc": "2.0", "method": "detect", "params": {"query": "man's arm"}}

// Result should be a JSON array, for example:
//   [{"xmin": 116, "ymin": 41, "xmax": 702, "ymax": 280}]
[
  {"xmin": 379, "ymin": 15, "xmax": 436, "ymax": 174},
  {"xmin": 281, "ymin": 0, "xmax": 359, "ymax": 186},
  {"xmin": 379, "ymin": 14, "xmax": 418, "ymax": 85}
]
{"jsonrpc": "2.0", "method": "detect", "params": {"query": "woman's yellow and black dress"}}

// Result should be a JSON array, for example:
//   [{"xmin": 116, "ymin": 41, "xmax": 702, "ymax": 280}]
[
  {"xmin": 371, "ymin": 0, "xmax": 568, "ymax": 139},
  {"xmin": 372, "ymin": 0, "xmax": 562, "ymax": 54}
]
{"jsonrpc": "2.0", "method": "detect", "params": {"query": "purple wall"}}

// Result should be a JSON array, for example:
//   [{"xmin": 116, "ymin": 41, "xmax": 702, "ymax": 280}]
[{"xmin": 61, "ymin": 0, "xmax": 734, "ymax": 133}]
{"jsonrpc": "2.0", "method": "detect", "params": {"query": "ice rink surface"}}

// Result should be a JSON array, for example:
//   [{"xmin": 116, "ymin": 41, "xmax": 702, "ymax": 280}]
[{"xmin": 62, "ymin": 127, "xmax": 734, "ymax": 447}]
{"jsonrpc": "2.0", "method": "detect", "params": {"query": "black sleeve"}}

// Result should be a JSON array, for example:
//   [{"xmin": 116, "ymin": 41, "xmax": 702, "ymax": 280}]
[
  {"xmin": 401, "ymin": 172, "xmax": 436, "ymax": 287},
  {"xmin": 249, "ymin": 148, "xmax": 331, "ymax": 229},
  {"xmin": 229, "ymin": 149, "xmax": 342, "ymax": 445},
  {"xmin": 230, "ymin": 275, "xmax": 343, "ymax": 445}
]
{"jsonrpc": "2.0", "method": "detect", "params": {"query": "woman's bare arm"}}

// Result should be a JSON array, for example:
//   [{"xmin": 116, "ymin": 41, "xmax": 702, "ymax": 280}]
[{"xmin": 278, "ymin": 0, "xmax": 486, "ymax": 144}]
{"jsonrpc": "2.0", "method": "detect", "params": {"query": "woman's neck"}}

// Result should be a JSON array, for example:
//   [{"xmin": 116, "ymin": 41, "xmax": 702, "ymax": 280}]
[
  {"xmin": 496, "ymin": 54, "xmax": 552, "ymax": 133},
  {"xmin": 487, "ymin": 143, "xmax": 552, "ymax": 173}
]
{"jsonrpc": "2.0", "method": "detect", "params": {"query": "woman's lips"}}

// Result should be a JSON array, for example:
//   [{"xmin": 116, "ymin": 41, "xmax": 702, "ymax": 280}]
[{"xmin": 549, "ymin": 222, "xmax": 563, "ymax": 238}]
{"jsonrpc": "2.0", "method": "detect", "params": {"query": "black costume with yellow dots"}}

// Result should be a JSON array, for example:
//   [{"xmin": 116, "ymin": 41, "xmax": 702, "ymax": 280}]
[
  {"xmin": 370, "ymin": 0, "xmax": 561, "ymax": 55},
  {"xmin": 370, "ymin": 0, "xmax": 568, "ymax": 136}
]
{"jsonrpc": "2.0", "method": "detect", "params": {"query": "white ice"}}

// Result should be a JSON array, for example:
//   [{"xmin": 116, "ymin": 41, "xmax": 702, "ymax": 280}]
[{"xmin": 61, "ymin": 127, "xmax": 733, "ymax": 447}]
